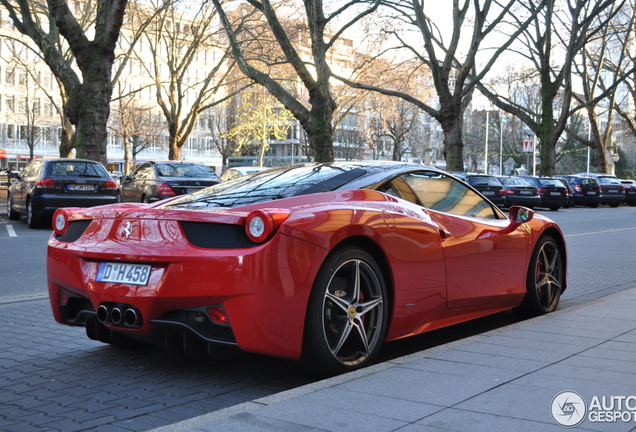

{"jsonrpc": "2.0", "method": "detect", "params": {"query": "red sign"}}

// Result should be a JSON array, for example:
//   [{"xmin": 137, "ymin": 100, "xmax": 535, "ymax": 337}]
[
  {"xmin": 17, "ymin": 154, "xmax": 42, "ymax": 160},
  {"xmin": 0, "ymin": 149, "xmax": 5, "ymax": 159},
  {"xmin": 523, "ymin": 139, "xmax": 534, "ymax": 153}
]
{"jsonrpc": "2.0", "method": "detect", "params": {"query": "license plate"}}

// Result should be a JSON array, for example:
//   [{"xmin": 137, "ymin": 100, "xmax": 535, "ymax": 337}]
[
  {"xmin": 587, "ymin": 191, "xmax": 596, "ymax": 195},
  {"xmin": 67, "ymin": 184, "xmax": 95, "ymax": 191},
  {"xmin": 519, "ymin": 191, "xmax": 531, "ymax": 195},
  {"xmin": 550, "ymin": 192, "xmax": 561, "ymax": 196},
  {"xmin": 96, "ymin": 262, "xmax": 151, "ymax": 286},
  {"xmin": 482, "ymin": 191, "xmax": 494, "ymax": 195},
  {"xmin": 608, "ymin": 189, "xmax": 618, "ymax": 193}
]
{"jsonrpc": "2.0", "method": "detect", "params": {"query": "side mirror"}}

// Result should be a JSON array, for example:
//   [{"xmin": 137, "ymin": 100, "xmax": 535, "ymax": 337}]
[{"xmin": 509, "ymin": 206, "xmax": 534, "ymax": 224}]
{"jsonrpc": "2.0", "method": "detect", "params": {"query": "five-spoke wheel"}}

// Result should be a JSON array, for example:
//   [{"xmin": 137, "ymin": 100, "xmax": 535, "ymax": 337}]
[
  {"xmin": 515, "ymin": 235, "xmax": 563, "ymax": 317},
  {"xmin": 300, "ymin": 246, "xmax": 388, "ymax": 377}
]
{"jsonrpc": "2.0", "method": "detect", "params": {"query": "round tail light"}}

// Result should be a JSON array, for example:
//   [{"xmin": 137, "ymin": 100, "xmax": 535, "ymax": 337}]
[
  {"xmin": 52, "ymin": 208, "xmax": 72, "ymax": 236},
  {"xmin": 245, "ymin": 209, "xmax": 291, "ymax": 243}
]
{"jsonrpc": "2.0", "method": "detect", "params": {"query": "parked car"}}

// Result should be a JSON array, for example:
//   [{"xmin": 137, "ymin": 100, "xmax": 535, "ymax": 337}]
[
  {"xmin": 577, "ymin": 173, "xmax": 624, "ymax": 207},
  {"xmin": 7, "ymin": 158, "xmax": 118, "ymax": 228},
  {"xmin": 620, "ymin": 179, "xmax": 636, "ymax": 206},
  {"xmin": 553, "ymin": 177, "xmax": 574, "ymax": 208},
  {"xmin": 495, "ymin": 176, "xmax": 541, "ymax": 209},
  {"xmin": 453, "ymin": 173, "xmax": 505, "ymax": 207},
  {"xmin": 517, "ymin": 176, "xmax": 569, "ymax": 211},
  {"xmin": 119, "ymin": 161, "xmax": 221, "ymax": 203},
  {"xmin": 48, "ymin": 162, "xmax": 567, "ymax": 377},
  {"xmin": 555, "ymin": 175, "xmax": 601, "ymax": 208},
  {"xmin": 220, "ymin": 166, "xmax": 269, "ymax": 182}
]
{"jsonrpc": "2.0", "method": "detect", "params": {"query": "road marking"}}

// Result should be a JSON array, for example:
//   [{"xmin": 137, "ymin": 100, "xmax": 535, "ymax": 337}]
[
  {"xmin": 566, "ymin": 227, "xmax": 636, "ymax": 238},
  {"xmin": 6, "ymin": 224, "xmax": 16, "ymax": 237}
]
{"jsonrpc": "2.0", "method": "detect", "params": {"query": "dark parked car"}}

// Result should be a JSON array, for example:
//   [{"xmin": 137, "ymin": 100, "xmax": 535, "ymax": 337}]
[
  {"xmin": 453, "ymin": 173, "xmax": 505, "ymax": 207},
  {"xmin": 7, "ymin": 158, "xmax": 118, "ymax": 228},
  {"xmin": 553, "ymin": 177, "xmax": 574, "ymax": 208},
  {"xmin": 219, "ymin": 166, "xmax": 269, "ymax": 181},
  {"xmin": 119, "ymin": 161, "xmax": 221, "ymax": 203},
  {"xmin": 620, "ymin": 179, "xmax": 636, "ymax": 206},
  {"xmin": 517, "ymin": 176, "xmax": 569, "ymax": 211},
  {"xmin": 556, "ymin": 175, "xmax": 601, "ymax": 208},
  {"xmin": 495, "ymin": 176, "xmax": 541, "ymax": 209},
  {"xmin": 577, "ymin": 173, "xmax": 624, "ymax": 207}
]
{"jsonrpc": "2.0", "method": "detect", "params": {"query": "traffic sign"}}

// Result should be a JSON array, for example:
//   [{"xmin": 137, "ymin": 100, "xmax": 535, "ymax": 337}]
[
  {"xmin": 0, "ymin": 149, "xmax": 5, "ymax": 158},
  {"xmin": 523, "ymin": 139, "xmax": 534, "ymax": 153}
]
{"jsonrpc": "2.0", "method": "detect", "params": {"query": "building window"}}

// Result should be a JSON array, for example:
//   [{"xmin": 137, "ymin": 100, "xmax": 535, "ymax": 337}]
[
  {"xmin": 18, "ymin": 71, "xmax": 27, "ymax": 86},
  {"xmin": 5, "ymin": 95, "xmax": 14, "ymax": 112},
  {"xmin": 5, "ymin": 68, "xmax": 14, "ymax": 85}
]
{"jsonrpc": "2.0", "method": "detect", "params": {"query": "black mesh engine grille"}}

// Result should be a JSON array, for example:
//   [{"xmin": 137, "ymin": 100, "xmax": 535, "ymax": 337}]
[
  {"xmin": 181, "ymin": 222, "xmax": 259, "ymax": 249},
  {"xmin": 55, "ymin": 220, "xmax": 92, "ymax": 242}
]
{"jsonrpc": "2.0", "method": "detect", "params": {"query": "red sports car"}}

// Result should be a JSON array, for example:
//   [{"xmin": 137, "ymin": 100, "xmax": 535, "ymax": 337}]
[{"xmin": 47, "ymin": 162, "xmax": 567, "ymax": 377}]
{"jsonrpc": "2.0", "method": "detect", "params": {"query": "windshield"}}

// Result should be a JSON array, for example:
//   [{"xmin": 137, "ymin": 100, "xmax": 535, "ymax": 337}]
[
  {"xmin": 539, "ymin": 179, "xmax": 563, "ymax": 187},
  {"xmin": 156, "ymin": 163, "xmax": 219, "ymax": 178},
  {"xmin": 163, "ymin": 164, "xmax": 367, "ymax": 209},
  {"xmin": 597, "ymin": 176, "xmax": 621, "ymax": 185},
  {"xmin": 49, "ymin": 161, "xmax": 108, "ymax": 177},
  {"xmin": 499, "ymin": 177, "xmax": 531, "ymax": 186}
]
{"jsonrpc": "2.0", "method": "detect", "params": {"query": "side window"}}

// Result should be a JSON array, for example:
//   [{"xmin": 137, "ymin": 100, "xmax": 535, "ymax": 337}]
[
  {"xmin": 133, "ymin": 164, "xmax": 152, "ymax": 179},
  {"xmin": 402, "ymin": 171, "xmax": 498, "ymax": 219}
]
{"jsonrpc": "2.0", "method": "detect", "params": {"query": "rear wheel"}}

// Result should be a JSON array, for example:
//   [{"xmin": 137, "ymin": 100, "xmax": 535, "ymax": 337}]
[
  {"xmin": 299, "ymin": 246, "xmax": 388, "ymax": 378},
  {"xmin": 549, "ymin": 206, "xmax": 560, "ymax": 211},
  {"xmin": 7, "ymin": 196, "xmax": 19, "ymax": 220},
  {"xmin": 590, "ymin": 203, "xmax": 599, "ymax": 208},
  {"xmin": 610, "ymin": 202, "xmax": 620, "ymax": 208},
  {"xmin": 514, "ymin": 235, "xmax": 563, "ymax": 318},
  {"xmin": 26, "ymin": 198, "xmax": 43, "ymax": 229}
]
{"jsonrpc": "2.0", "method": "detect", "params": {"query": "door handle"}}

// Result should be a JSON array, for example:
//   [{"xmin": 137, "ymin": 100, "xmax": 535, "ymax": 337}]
[{"xmin": 438, "ymin": 228, "xmax": 451, "ymax": 240}]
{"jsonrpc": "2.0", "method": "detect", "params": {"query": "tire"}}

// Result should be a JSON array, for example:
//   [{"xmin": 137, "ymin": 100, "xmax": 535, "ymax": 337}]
[
  {"xmin": 549, "ymin": 206, "xmax": 560, "ymax": 211},
  {"xmin": 610, "ymin": 202, "xmax": 620, "ymax": 208},
  {"xmin": 514, "ymin": 235, "xmax": 564, "ymax": 318},
  {"xmin": 142, "ymin": 195, "xmax": 150, "ymax": 203},
  {"xmin": 7, "ymin": 196, "xmax": 19, "ymax": 220},
  {"xmin": 299, "ymin": 246, "xmax": 389, "ymax": 378},
  {"xmin": 26, "ymin": 198, "xmax": 43, "ymax": 229},
  {"xmin": 590, "ymin": 203, "xmax": 599, "ymax": 208}
]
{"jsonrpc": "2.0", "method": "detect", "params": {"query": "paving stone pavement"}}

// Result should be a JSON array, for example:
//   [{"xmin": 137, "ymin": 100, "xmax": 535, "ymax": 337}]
[{"xmin": 149, "ymin": 287, "xmax": 636, "ymax": 432}]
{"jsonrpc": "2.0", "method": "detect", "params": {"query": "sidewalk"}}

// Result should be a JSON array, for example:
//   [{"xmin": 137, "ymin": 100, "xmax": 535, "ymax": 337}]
[{"xmin": 151, "ymin": 288, "xmax": 636, "ymax": 432}]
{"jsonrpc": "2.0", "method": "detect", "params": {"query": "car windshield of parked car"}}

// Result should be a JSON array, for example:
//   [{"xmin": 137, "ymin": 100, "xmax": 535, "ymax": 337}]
[
  {"xmin": 539, "ymin": 179, "xmax": 562, "ymax": 187},
  {"xmin": 467, "ymin": 175, "xmax": 500, "ymax": 186},
  {"xmin": 597, "ymin": 176, "xmax": 621, "ymax": 185},
  {"xmin": 49, "ymin": 161, "xmax": 108, "ymax": 177},
  {"xmin": 163, "ymin": 164, "xmax": 367, "ymax": 209},
  {"xmin": 156, "ymin": 163, "xmax": 219, "ymax": 178},
  {"xmin": 500, "ymin": 177, "xmax": 531, "ymax": 186}
]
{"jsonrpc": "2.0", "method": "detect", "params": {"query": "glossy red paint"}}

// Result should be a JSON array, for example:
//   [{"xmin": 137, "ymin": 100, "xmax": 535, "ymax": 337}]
[{"xmin": 47, "ymin": 187, "xmax": 566, "ymax": 363}]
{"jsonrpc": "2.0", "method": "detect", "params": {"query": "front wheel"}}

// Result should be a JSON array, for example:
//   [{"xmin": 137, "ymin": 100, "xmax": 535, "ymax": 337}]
[
  {"xmin": 514, "ymin": 235, "xmax": 563, "ymax": 318},
  {"xmin": 299, "ymin": 246, "xmax": 389, "ymax": 378},
  {"xmin": 7, "ymin": 196, "xmax": 19, "ymax": 220}
]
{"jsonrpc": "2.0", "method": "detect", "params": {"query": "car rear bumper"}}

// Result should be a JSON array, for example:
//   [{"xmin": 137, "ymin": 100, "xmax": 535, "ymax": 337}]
[{"xmin": 33, "ymin": 195, "xmax": 118, "ymax": 217}]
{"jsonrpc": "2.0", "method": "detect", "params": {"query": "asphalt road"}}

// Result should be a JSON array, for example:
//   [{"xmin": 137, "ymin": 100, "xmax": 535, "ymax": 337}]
[{"xmin": 0, "ymin": 205, "xmax": 635, "ymax": 431}]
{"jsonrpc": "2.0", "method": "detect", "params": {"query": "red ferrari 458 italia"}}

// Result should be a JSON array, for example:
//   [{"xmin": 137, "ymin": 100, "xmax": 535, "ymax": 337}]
[{"xmin": 47, "ymin": 162, "xmax": 567, "ymax": 377}]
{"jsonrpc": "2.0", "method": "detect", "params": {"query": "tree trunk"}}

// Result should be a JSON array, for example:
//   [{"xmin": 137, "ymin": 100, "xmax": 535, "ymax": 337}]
[
  {"xmin": 70, "ymin": 72, "xmax": 111, "ymax": 165},
  {"xmin": 440, "ymin": 114, "xmax": 464, "ymax": 172}
]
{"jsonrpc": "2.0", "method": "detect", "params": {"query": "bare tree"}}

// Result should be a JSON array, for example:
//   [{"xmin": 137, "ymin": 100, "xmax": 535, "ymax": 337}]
[
  {"xmin": 334, "ymin": 0, "xmax": 543, "ymax": 171},
  {"xmin": 0, "ymin": 0, "xmax": 130, "ymax": 164},
  {"xmin": 211, "ymin": 0, "xmax": 382, "ymax": 162},
  {"xmin": 478, "ymin": 0, "xmax": 621, "ymax": 176},
  {"xmin": 133, "ymin": 0, "xmax": 241, "ymax": 161}
]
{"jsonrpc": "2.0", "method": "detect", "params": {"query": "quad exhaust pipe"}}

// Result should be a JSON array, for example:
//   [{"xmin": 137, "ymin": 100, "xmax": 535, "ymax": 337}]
[{"xmin": 97, "ymin": 304, "xmax": 141, "ymax": 327}]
